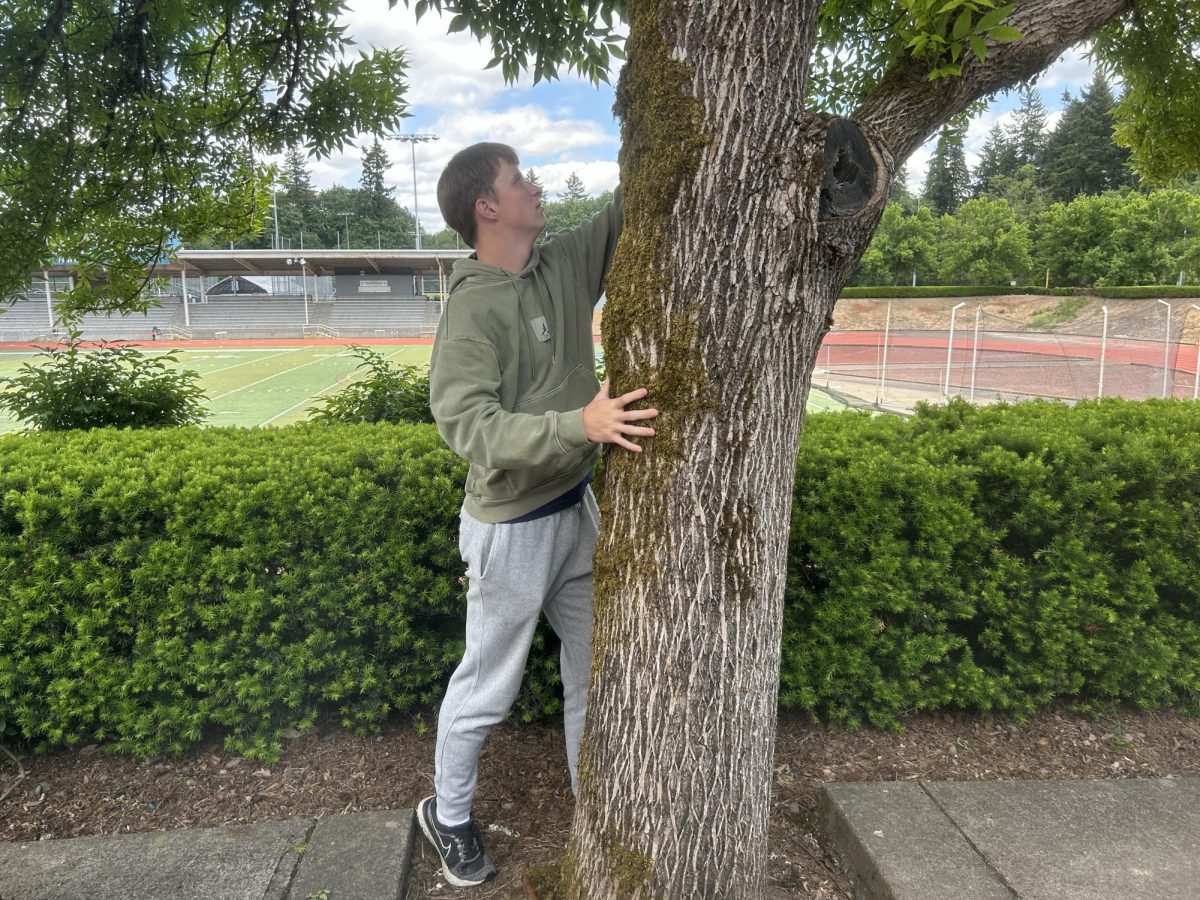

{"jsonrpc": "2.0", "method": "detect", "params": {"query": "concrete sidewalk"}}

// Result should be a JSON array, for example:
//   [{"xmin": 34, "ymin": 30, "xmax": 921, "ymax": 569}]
[
  {"xmin": 3, "ymin": 779, "xmax": 1198, "ymax": 899},
  {"xmin": 0, "ymin": 808, "xmax": 413, "ymax": 900},
  {"xmin": 820, "ymin": 777, "xmax": 1200, "ymax": 899}
]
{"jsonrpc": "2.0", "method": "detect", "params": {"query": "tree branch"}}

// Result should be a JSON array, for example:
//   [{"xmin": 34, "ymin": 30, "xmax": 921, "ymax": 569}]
[{"xmin": 856, "ymin": 0, "xmax": 1133, "ymax": 164}]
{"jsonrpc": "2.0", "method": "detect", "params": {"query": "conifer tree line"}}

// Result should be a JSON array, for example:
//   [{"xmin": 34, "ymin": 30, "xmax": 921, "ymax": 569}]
[
  {"xmin": 195, "ymin": 143, "xmax": 612, "ymax": 253},
  {"xmin": 860, "ymin": 72, "xmax": 1200, "ymax": 288}
]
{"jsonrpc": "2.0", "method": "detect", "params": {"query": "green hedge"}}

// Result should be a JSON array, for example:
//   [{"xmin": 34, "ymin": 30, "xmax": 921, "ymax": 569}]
[
  {"xmin": 0, "ymin": 425, "xmax": 559, "ymax": 760},
  {"xmin": 840, "ymin": 285, "xmax": 1200, "ymax": 300},
  {"xmin": 840, "ymin": 285, "xmax": 1077, "ymax": 298},
  {"xmin": 1089, "ymin": 285, "xmax": 1200, "ymax": 299},
  {"xmin": 784, "ymin": 399, "xmax": 1200, "ymax": 727},
  {"xmin": 3, "ymin": 402, "xmax": 1199, "ymax": 759}
]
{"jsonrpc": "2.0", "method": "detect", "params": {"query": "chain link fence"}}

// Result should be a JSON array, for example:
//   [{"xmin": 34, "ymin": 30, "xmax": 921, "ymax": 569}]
[{"xmin": 818, "ymin": 298, "xmax": 1200, "ymax": 412}]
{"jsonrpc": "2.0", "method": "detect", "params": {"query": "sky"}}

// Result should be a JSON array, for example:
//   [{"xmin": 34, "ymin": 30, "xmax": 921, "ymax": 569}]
[{"xmin": 311, "ymin": 1, "xmax": 1102, "ymax": 234}]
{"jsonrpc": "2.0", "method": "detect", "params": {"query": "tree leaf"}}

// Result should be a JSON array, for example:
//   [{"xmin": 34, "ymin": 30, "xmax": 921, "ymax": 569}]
[
  {"xmin": 952, "ymin": 8, "xmax": 973, "ymax": 40},
  {"xmin": 987, "ymin": 24, "xmax": 1023, "ymax": 42},
  {"xmin": 976, "ymin": 4, "xmax": 1014, "ymax": 31}
]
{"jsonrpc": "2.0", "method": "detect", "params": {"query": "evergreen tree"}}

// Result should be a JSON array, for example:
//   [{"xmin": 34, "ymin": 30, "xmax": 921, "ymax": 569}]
[
  {"xmin": 360, "ymin": 138, "xmax": 395, "ymax": 217},
  {"xmin": 1008, "ymin": 85, "xmax": 1049, "ymax": 168},
  {"xmin": 888, "ymin": 164, "xmax": 917, "ymax": 212},
  {"xmin": 281, "ymin": 147, "xmax": 318, "ymax": 249},
  {"xmin": 1041, "ymin": 73, "xmax": 1133, "ymax": 200},
  {"xmin": 973, "ymin": 123, "xmax": 1018, "ymax": 197},
  {"xmin": 560, "ymin": 172, "xmax": 588, "ymax": 201},
  {"xmin": 525, "ymin": 168, "xmax": 544, "ymax": 191},
  {"xmin": 923, "ymin": 119, "xmax": 970, "ymax": 215}
]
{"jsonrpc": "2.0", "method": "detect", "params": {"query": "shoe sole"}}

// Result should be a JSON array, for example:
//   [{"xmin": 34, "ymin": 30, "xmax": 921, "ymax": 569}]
[{"xmin": 416, "ymin": 796, "xmax": 496, "ymax": 888}]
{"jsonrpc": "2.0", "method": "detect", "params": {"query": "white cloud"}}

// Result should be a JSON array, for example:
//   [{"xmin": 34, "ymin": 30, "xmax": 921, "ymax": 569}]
[
  {"xmin": 533, "ymin": 161, "xmax": 621, "ymax": 197},
  {"xmin": 1036, "ymin": 45, "xmax": 1095, "ymax": 96},
  {"xmin": 308, "ymin": 0, "xmax": 622, "ymax": 233}
]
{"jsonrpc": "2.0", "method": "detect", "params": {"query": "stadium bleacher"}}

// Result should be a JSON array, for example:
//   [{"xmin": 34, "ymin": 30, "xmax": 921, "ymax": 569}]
[{"xmin": 1, "ymin": 296, "xmax": 445, "ymax": 341}]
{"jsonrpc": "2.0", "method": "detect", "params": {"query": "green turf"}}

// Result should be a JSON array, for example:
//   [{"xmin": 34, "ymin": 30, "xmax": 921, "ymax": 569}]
[{"xmin": 0, "ymin": 342, "xmax": 845, "ymax": 434}]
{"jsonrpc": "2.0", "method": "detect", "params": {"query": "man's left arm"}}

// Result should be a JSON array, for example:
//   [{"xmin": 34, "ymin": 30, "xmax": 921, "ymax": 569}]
[{"xmin": 546, "ymin": 187, "xmax": 623, "ymax": 305}]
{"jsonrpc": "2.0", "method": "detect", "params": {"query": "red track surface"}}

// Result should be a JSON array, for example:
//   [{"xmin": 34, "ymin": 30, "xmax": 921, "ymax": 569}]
[{"xmin": 821, "ymin": 331, "xmax": 1200, "ymax": 401}]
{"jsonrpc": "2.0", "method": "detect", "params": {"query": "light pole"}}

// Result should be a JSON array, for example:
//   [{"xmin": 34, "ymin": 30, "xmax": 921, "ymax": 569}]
[
  {"xmin": 287, "ymin": 257, "xmax": 309, "ymax": 325},
  {"xmin": 342, "ymin": 213, "xmax": 353, "ymax": 250},
  {"xmin": 386, "ymin": 133, "xmax": 439, "ymax": 249},
  {"xmin": 1157, "ymin": 298, "xmax": 1172, "ymax": 398},
  {"xmin": 944, "ymin": 301, "xmax": 966, "ymax": 400}
]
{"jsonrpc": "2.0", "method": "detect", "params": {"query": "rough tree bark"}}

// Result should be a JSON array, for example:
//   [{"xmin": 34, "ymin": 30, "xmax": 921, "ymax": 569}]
[{"xmin": 562, "ymin": 0, "xmax": 1135, "ymax": 897}]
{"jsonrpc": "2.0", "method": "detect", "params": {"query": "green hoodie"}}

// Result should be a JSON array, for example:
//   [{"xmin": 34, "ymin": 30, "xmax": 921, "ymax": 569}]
[{"xmin": 429, "ymin": 195, "xmax": 622, "ymax": 523}]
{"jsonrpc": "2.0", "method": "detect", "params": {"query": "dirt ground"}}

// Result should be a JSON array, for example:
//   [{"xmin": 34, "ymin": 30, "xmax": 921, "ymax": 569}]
[{"xmin": 3, "ymin": 706, "xmax": 1199, "ymax": 898}]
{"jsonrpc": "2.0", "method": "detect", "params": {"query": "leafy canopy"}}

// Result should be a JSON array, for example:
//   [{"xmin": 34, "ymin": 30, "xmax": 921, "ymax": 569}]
[
  {"xmin": 410, "ymin": 0, "xmax": 1199, "ymax": 185},
  {"xmin": 0, "ymin": 0, "xmax": 408, "ymax": 315}
]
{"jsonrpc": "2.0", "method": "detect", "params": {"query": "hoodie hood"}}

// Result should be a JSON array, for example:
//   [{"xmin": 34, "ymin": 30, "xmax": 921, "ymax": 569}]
[{"xmin": 446, "ymin": 246, "xmax": 543, "ymax": 294}]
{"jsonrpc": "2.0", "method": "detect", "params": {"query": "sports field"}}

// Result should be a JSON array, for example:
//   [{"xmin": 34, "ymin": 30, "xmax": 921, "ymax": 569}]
[{"xmin": 0, "ymin": 341, "xmax": 849, "ymax": 434}]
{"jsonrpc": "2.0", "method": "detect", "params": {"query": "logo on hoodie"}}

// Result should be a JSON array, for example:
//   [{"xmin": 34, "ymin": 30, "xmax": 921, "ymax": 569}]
[{"xmin": 530, "ymin": 316, "xmax": 551, "ymax": 343}]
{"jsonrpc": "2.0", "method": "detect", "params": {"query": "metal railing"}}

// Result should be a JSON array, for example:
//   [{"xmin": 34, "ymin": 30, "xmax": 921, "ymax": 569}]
[{"xmin": 302, "ymin": 324, "xmax": 340, "ymax": 338}]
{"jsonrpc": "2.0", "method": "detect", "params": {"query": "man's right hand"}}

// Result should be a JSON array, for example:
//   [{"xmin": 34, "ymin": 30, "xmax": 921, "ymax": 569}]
[{"xmin": 583, "ymin": 378, "xmax": 659, "ymax": 452}]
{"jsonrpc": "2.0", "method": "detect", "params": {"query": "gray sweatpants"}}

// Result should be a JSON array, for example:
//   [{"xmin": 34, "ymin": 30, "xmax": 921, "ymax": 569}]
[{"xmin": 433, "ymin": 489, "xmax": 600, "ymax": 825}]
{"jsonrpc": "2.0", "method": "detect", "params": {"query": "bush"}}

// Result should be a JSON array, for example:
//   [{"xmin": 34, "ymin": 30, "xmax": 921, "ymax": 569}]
[
  {"xmin": 2, "ymin": 401, "xmax": 1198, "ymax": 758},
  {"xmin": 0, "ymin": 424, "xmax": 469, "ymax": 759},
  {"xmin": 838, "ymin": 285, "xmax": 1200, "ymax": 300},
  {"xmin": 1091, "ymin": 285, "xmax": 1200, "ymax": 299},
  {"xmin": 839, "ymin": 285, "xmax": 1078, "ymax": 298},
  {"xmin": 0, "ymin": 338, "xmax": 206, "ymax": 430},
  {"xmin": 309, "ymin": 345, "xmax": 434, "ymax": 425},
  {"xmin": 782, "ymin": 399, "xmax": 1200, "ymax": 728}
]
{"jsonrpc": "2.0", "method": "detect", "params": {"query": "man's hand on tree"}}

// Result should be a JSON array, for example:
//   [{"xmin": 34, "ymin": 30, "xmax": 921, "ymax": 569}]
[{"xmin": 584, "ymin": 378, "xmax": 659, "ymax": 452}]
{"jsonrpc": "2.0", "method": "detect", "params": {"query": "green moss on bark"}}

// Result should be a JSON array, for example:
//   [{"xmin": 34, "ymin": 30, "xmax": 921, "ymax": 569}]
[{"xmin": 602, "ymin": 0, "xmax": 712, "ymax": 463}]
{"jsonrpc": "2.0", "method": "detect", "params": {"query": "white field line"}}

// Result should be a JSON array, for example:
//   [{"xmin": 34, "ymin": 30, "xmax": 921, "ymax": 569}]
[
  {"xmin": 192, "ymin": 348, "xmax": 306, "ymax": 377},
  {"xmin": 206, "ymin": 351, "xmax": 353, "ymax": 403},
  {"xmin": 258, "ymin": 347, "xmax": 415, "ymax": 426}
]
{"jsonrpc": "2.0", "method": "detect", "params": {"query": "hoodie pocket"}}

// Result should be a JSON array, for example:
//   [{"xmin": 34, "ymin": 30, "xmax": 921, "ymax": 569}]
[{"xmin": 513, "ymin": 364, "xmax": 598, "ymax": 416}]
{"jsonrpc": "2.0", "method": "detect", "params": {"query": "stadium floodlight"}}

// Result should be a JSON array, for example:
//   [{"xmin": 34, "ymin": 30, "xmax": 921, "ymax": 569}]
[
  {"xmin": 385, "ymin": 133, "xmax": 439, "ymax": 250},
  {"xmin": 287, "ymin": 257, "xmax": 309, "ymax": 325},
  {"xmin": 1157, "ymin": 299, "xmax": 1172, "ymax": 398},
  {"xmin": 944, "ymin": 301, "xmax": 966, "ymax": 400}
]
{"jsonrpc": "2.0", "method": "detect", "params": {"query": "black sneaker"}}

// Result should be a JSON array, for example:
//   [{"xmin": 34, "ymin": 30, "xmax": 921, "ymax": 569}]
[{"xmin": 417, "ymin": 795, "xmax": 497, "ymax": 887}]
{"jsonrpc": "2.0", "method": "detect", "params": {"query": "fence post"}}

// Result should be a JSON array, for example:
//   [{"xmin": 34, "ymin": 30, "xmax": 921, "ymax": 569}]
[
  {"xmin": 969, "ymin": 306, "xmax": 981, "ymax": 402},
  {"xmin": 1157, "ymin": 299, "xmax": 1172, "ymax": 399},
  {"xmin": 944, "ymin": 302, "xmax": 965, "ymax": 400}
]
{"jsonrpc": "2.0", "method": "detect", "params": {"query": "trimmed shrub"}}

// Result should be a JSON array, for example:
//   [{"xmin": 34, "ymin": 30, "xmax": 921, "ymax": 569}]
[
  {"xmin": 839, "ymin": 285, "xmax": 1078, "ymax": 299},
  {"xmin": 2, "ymin": 401, "xmax": 1198, "ymax": 758},
  {"xmin": 839, "ymin": 285, "xmax": 1200, "ymax": 300},
  {"xmin": 1091, "ymin": 285, "xmax": 1200, "ymax": 300},
  {"xmin": 782, "ymin": 399, "xmax": 1200, "ymax": 728},
  {"xmin": 0, "ymin": 424, "xmax": 469, "ymax": 759}
]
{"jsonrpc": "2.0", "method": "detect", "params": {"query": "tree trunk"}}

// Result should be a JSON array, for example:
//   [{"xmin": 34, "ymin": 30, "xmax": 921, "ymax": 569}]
[
  {"xmin": 562, "ymin": 1, "xmax": 886, "ymax": 896},
  {"xmin": 552, "ymin": 0, "xmax": 1140, "ymax": 893}
]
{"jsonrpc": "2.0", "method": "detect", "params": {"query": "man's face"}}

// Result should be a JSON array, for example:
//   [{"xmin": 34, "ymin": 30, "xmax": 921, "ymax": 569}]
[{"xmin": 486, "ymin": 161, "xmax": 545, "ymax": 236}]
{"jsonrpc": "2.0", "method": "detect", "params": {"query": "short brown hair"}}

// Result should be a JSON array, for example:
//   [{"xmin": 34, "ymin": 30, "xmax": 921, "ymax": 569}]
[{"xmin": 437, "ymin": 142, "xmax": 519, "ymax": 248}]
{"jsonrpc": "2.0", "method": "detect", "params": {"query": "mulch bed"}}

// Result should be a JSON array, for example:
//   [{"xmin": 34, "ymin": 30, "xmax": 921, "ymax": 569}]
[{"xmin": 3, "ymin": 707, "xmax": 1198, "ymax": 898}]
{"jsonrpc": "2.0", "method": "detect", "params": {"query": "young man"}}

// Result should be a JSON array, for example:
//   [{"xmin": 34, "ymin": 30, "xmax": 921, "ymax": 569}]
[{"xmin": 418, "ymin": 142, "xmax": 657, "ymax": 886}]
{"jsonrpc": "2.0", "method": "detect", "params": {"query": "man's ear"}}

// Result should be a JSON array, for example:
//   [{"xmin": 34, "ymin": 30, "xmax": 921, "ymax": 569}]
[{"xmin": 474, "ymin": 196, "xmax": 497, "ymax": 223}]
